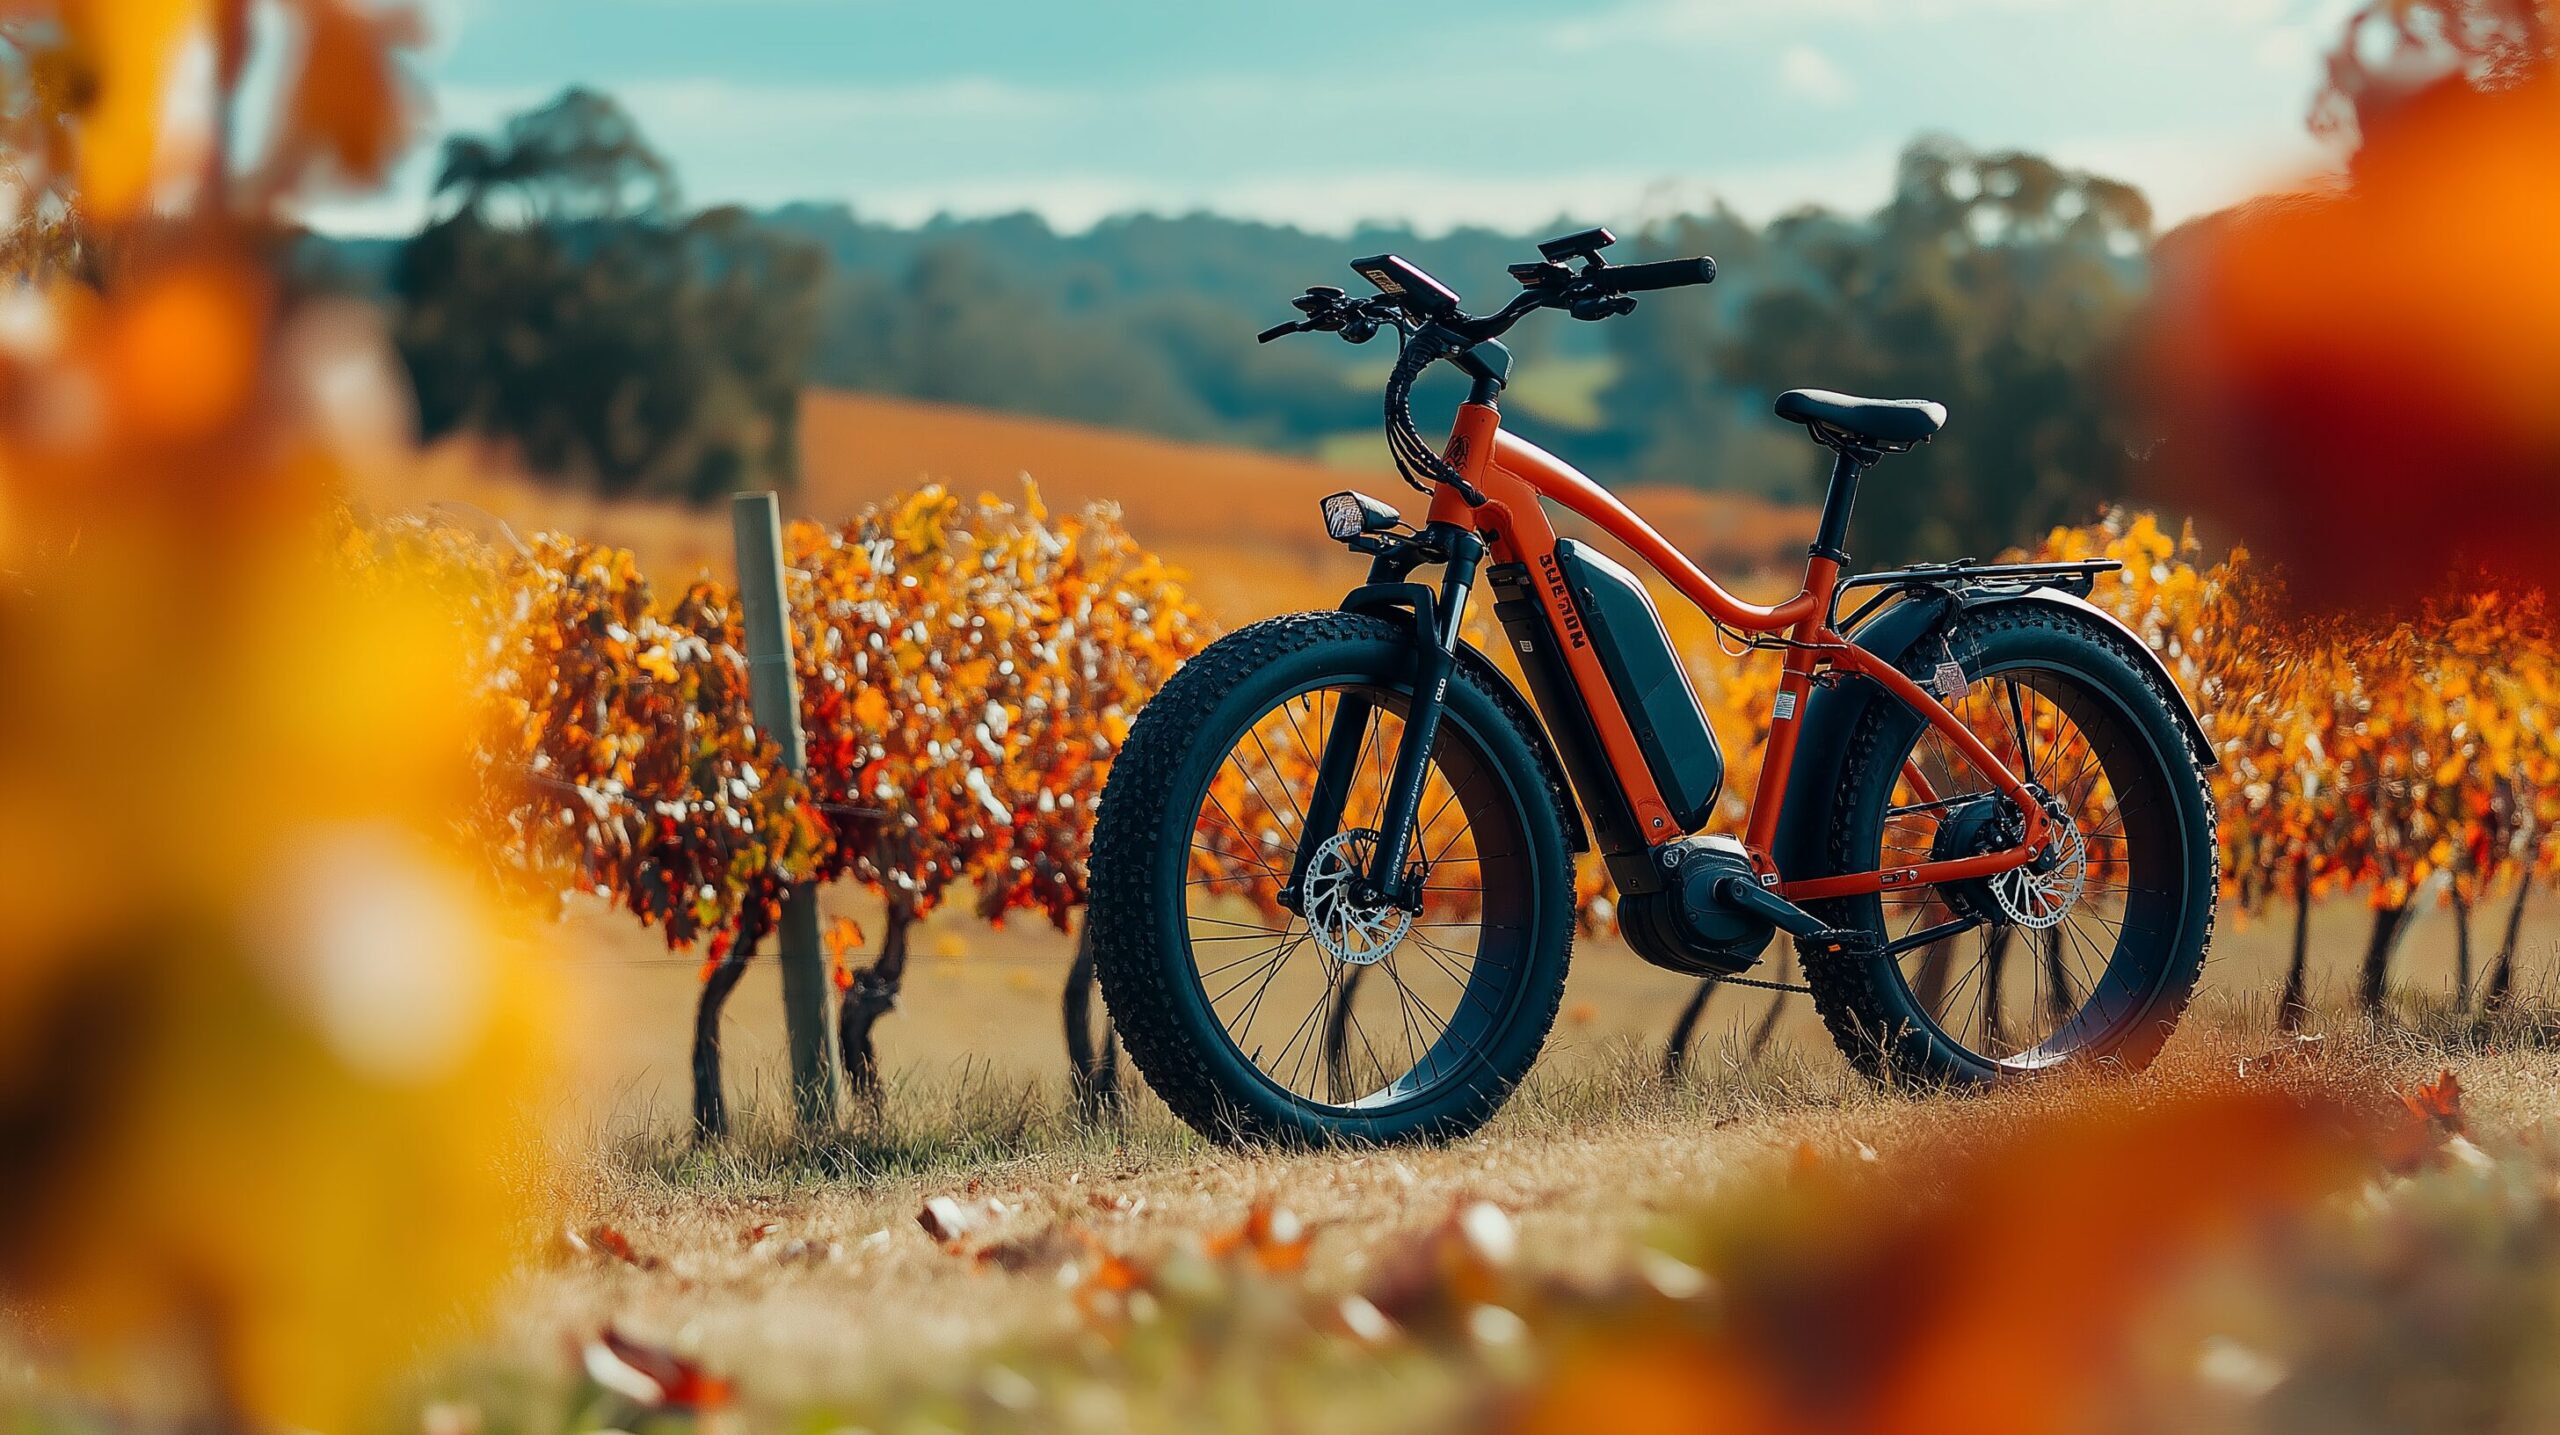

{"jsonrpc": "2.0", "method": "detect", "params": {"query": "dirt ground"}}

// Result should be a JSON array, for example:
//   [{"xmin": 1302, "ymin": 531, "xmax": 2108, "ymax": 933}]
[
  {"xmin": 482, "ymin": 882, "xmax": 2560, "ymax": 1414},
  {"xmin": 546, "ymin": 882, "xmax": 2558, "ymax": 1126}
]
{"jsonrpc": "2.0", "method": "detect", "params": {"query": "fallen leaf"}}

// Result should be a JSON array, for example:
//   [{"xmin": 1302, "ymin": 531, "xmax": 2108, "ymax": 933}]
[
  {"xmin": 768, "ymin": 1238, "xmax": 839, "ymax": 1266},
  {"xmin": 582, "ymin": 1224, "xmax": 658, "ymax": 1270},
  {"xmin": 1205, "ymin": 1199, "xmax": 1314, "ymax": 1273},
  {"xmin": 919, "ymin": 1195, "xmax": 978, "ymax": 1246},
  {"xmin": 1069, "ymin": 1238, "xmax": 1151, "ymax": 1325},
  {"xmin": 2404, "ymin": 1068, "xmax": 2466, "ymax": 1131},
  {"xmin": 2380, "ymin": 1068, "xmax": 2472, "ymax": 1172},
  {"xmin": 1364, "ymin": 1199, "xmax": 1518, "ymax": 1328},
  {"xmin": 976, "ymin": 1225, "xmax": 1080, "ymax": 1274},
  {"xmin": 582, "ymin": 1328, "xmax": 733, "ymax": 1411}
]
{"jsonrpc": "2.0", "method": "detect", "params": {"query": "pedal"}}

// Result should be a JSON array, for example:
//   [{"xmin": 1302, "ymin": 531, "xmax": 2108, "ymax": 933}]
[{"xmin": 1796, "ymin": 928, "xmax": 1883, "ymax": 966}]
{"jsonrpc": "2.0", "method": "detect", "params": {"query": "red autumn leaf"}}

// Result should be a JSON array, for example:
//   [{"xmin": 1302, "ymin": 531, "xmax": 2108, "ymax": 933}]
[
  {"xmin": 2404, "ymin": 1068, "xmax": 2466, "ymax": 1131},
  {"xmin": 584, "ymin": 1327, "xmax": 734, "ymax": 1411},
  {"xmin": 581, "ymin": 1223, "xmax": 658, "ymax": 1269},
  {"xmin": 2380, "ymin": 1068, "xmax": 2472, "ymax": 1172},
  {"xmin": 1069, "ymin": 1233, "xmax": 1152, "ymax": 1326},
  {"xmin": 1204, "ymin": 1199, "xmax": 1314, "ymax": 1274}
]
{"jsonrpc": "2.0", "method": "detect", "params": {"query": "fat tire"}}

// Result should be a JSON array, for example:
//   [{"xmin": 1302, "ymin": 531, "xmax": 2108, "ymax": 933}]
[
  {"xmin": 1088, "ymin": 611, "xmax": 1576, "ymax": 1146},
  {"xmin": 1805, "ymin": 602, "xmax": 2220, "ymax": 1086}
]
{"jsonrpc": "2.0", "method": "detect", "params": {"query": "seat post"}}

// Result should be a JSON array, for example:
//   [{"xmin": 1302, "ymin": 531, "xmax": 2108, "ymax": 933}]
[{"xmin": 1811, "ymin": 440, "xmax": 1872, "ymax": 565}]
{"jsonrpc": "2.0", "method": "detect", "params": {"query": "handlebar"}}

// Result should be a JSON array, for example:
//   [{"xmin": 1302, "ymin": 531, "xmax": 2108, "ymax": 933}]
[
  {"xmin": 1595, "ymin": 255, "xmax": 1717, "ymax": 293},
  {"xmin": 1260, "ymin": 227, "xmax": 1718, "ymax": 507}
]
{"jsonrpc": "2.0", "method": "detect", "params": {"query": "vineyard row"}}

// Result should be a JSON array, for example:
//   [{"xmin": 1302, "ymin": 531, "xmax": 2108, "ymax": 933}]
[{"xmin": 350, "ymin": 494, "xmax": 2560, "ymax": 1126}]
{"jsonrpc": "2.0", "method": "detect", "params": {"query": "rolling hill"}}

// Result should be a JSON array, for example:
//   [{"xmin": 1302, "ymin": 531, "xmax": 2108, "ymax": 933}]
[{"xmin": 374, "ymin": 389, "xmax": 1816, "ymax": 623}]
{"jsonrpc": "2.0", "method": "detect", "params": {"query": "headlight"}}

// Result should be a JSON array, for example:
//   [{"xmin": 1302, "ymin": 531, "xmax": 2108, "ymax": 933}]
[{"xmin": 1321, "ymin": 491, "xmax": 1400, "ymax": 541}]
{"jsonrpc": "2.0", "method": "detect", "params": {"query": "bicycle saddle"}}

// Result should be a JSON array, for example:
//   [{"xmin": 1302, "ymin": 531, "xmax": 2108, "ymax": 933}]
[{"xmin": 1775, "ymin": 389, "xmax": 1947, "ymax": 448}]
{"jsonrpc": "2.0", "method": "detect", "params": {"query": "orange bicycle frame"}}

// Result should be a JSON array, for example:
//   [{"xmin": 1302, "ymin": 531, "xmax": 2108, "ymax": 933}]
[{"xmin": 1424, "ymin": 402, "xmax": 2049, "ymax": 900}]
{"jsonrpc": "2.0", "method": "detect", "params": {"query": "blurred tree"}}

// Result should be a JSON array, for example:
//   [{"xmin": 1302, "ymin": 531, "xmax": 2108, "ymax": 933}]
[
  {"xmin": 1607, "ymin": 138, "xmax": 2152, "ymax": 563},
  {"xmin": 428, "ymin": 86, "xmax": 675, "ymax": 225},
  {"xmin": 814, "ymin": 243, "xmax": 1214, "ymax": 439},
  {"xmin": 392, "ymin": 87, "xmax": 824, "ymax": 503},
  {"xmin": 2314, "ymin": 0, "xmax": 2555, "ymax": 144},
  {"xmin": 0, "ymin": 26, "xmax": 89, "ymax": 282}
]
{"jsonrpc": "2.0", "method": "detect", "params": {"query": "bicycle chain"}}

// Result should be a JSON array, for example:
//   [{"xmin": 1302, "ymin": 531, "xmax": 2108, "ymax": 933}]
[{"xmin": 1688, "ymin": 930, "xmax": 1882, "ymax": 996}]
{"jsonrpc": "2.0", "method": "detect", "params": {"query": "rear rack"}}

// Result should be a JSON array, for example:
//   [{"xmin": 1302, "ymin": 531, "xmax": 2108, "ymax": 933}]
[{"xmin": 1830, "ymin": 558, "xmax": 2122, "ymax": 633}]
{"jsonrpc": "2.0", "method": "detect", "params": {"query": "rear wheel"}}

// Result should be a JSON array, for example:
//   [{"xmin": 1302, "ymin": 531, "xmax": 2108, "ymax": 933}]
[
  {"xmin": 1088, "ymin": 612, "xmax": 1575, "ymax": 1145},
  {"xmin": 1808, "ymin": 604, "xmax": 2218, "ymax": 1084}
]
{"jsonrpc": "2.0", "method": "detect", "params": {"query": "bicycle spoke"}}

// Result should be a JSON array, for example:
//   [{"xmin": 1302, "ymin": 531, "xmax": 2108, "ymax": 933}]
[{"xmin": 1179, "ymin": 676, "xmax": 1524, "ymax": 1112}]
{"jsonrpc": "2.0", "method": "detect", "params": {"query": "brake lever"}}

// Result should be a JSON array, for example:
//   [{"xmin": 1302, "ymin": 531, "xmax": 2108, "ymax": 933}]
[{"xmin": 1568, "ymin": 293, "xmax": 1637, "ymax": 321}]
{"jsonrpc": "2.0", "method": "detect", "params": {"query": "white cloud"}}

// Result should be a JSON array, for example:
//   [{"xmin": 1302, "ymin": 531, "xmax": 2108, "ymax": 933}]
[
  {"xmin": 1549, "ymin": 0, "xmax": 2060, "ymax": 49},
  {"xmin": 411, "ymin": 0, "xmax": 485, "ymax": 59},
  {"xmin": 2254, "ymin": 23, "xmax": 2318, "ymax": 73},
  {"xmin": 613, "ymin": 75, "xmax": 1058, "ymax": 129},
  {"xmin": 1547, "ymin": 0, "xmax": 2334, "ymax": 50},
  {"xmin": 1777, "ymin": 45, "xmax": 1854, "ymax": 107},
  {"xmin": 821, "ymin": 149, "xmax": 1908, "ymax": 237},
  {"xmin": 2037, "ymin": 126, "xmax": 2338, "ymax": 226},
  {"xmin": 298, "ymin": 107, "xmax": 2330, "ymax": 241}
]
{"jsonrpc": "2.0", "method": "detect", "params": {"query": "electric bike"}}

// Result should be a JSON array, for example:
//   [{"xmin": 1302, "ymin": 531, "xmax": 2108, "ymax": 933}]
[{"xmin": 1087, "ymin": 227, "xmax": 2218, "ymax": 1145}]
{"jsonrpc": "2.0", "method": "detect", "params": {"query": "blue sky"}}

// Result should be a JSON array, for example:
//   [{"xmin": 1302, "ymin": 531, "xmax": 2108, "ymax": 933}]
[{"xmin": 307, "ymin": 0, "xmax": 2354, "ymax": 236}]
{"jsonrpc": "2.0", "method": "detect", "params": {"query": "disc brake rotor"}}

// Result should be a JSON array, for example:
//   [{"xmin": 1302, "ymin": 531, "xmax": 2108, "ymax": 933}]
[
  {"xmin": 1990, "ymin": 802, "xmax": 2086, "ymax": 930},
  {"xmin": 1302, "ymin": 828, "xmax": 1415, "ymax": 966}
]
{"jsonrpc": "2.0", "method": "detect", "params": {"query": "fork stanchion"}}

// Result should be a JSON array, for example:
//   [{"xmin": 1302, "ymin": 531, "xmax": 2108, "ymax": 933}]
[{"xmin": 732, "ymin": 491, "xmax": 838, "ymax": 1130}]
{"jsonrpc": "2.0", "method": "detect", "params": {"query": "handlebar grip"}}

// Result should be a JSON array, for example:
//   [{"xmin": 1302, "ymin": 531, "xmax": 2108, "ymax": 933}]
[
  {"xmin": 1257, "ymin": 320, "xmax": 1303, "ymax": 343},
  {"xmin": 1601, "ymin": 256, "xmax": 1717, "ymax": 293}
]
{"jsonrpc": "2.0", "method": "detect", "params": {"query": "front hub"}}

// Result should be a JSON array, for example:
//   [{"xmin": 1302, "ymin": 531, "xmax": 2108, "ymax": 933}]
[{"xmin": 1301, "ymin": 828, "xmax": 1417, "ymax": 966}]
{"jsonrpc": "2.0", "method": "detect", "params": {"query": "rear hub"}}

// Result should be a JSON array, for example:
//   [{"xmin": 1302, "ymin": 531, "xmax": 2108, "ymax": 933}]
[{"xmin": 1930, "ymin": 791, "xmax": 2086, "ymax": 930}]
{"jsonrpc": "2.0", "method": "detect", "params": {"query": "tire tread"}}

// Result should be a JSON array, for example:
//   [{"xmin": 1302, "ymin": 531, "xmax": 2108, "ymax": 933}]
[
  {"xmin": 1088, "ymin": 611, "xmax": 1575, "ymax": 1144},
  {"xmin": 1804, "ymin": 602, "xmax": 2220, "ymax": 1085}
]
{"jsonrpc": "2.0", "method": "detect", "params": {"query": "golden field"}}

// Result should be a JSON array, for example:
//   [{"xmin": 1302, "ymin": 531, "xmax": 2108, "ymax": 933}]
[{"xmin": 375, "ymin": 388, "xmax": 1819, "ymax": 624}]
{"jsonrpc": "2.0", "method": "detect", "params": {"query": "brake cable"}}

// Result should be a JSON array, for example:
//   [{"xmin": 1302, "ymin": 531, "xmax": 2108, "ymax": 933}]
[{"xmin": 1381, "ymin": 328, "xmax": 1488, "ymax": 506}]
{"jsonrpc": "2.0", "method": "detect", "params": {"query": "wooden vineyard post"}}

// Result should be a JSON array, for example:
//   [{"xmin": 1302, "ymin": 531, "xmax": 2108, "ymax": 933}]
[{"xmin": 733, "ymin": 492, "xmax": 838, "ymax": 1129}]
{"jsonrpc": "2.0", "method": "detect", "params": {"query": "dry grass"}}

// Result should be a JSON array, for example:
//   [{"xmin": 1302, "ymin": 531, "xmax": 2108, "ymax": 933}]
[{"xmin": 447, "ymin": 982, "xmax": 2557, "ymax": 1421}]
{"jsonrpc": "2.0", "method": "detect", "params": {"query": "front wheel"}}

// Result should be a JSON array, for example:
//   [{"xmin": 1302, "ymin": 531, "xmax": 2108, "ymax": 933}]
[
  {"xmin": 1808, "ymin": 603, "xmax": 2219, "ymax": 1085},
  {"xmin": 1087, "ymin": 612, "xmax": 1576, "ymax": 1145}
]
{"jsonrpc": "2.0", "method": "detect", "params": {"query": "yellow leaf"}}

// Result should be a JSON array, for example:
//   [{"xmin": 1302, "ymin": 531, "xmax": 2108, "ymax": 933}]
[
  {"xmin": 852, "ymin": 687, "xmax": 890, "ymax": 729},
  {"xmin": 66, "ymin": 0, "xmax": 209, "ymax": 222}
]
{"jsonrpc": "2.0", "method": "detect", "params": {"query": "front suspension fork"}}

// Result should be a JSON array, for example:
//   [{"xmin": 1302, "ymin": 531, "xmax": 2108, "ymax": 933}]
[{"xmin": 1282, "ymin": 526, "xmax": 1483, "ymax": 911}]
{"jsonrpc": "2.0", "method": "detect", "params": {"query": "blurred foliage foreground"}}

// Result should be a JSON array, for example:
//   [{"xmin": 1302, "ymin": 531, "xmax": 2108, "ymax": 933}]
[
  {"xmin": 0, "ymin": 2, "xmax": 550, "ymax": 1431},
  {"xmin": 253, "ymin": 1061, "xmax": 2560, "ymax": 1435},
  {"xmin": 8, "ymin": 2, "xmax": 2560, "ymax": 1433}
]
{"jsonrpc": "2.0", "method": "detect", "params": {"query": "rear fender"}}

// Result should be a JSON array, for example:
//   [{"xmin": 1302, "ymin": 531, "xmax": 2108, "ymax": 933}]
[
  {"xmin": 1770, "ymin": 586, "xmax": 2212, "ymax": 885},
  {"xmin": 1963, "ymin": 587, "xmax": 2214, "ymax": 766}
]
